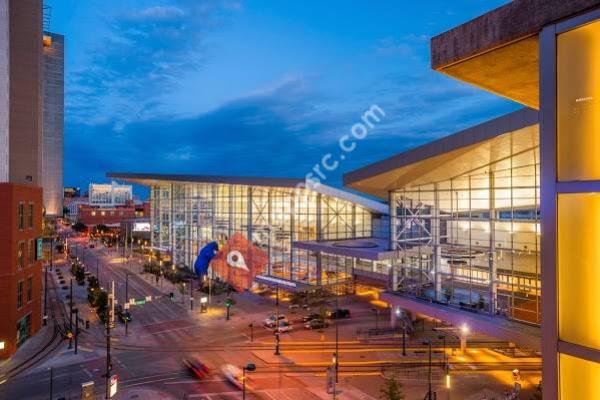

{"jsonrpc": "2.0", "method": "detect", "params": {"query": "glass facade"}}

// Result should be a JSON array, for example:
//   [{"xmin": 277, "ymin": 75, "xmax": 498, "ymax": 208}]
[
  {"xmin": 390, "ymin": 145, "xmax": 541, "ymax": 325},
  {"xmin": 150, "ymin": 182, "xmax": 375, "ymax": 286}
]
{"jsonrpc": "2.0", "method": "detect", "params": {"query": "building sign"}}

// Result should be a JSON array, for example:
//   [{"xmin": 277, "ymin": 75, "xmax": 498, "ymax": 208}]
[
  {"xmin": 36, "ymin": 238, "xmax": 44, "ymax": 261},
  {"xmin": 133, "ymin": 222, "xmax": 151, "ymax": 232},
  {"xmin": 210, "ymin": 233, "xmax": 268, "ymax": 291}
]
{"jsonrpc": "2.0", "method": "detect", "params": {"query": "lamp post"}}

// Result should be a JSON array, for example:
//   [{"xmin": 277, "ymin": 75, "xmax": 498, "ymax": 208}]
[
  {"xmin": 274, "ymin": 331, "xmax": 280, "ymax": 356},
  {"xmin": 439, "ymin": 334, "xmax": 447, "ymax": 367},
  {"xmin": 242, "ymin": 363, "xmax": 256, "ymax": 400},
  {"xmin": 189, "ymin": 279, "xmax": 194, "ymax": 311},
  {"xmin": 331, "ymin": 353, "xmax": 338, "ymax": 399},
  {"xmin": 423, "ymin": 339, "xmax": 433, "ymax": 400},
  {"xmin": 460, "ymin": 324, "xmax": 470, "ymax": 354},
  {"xmin": 125, "ymin": 272, "xmax": 129, "ymax": 335},
  {"xmin": 68, "ymin": 279, "xmax": 73, "ymax": 349},
  {"xmin": 371, "ymin": 307, "xmax": 380, "ymax": 330}
]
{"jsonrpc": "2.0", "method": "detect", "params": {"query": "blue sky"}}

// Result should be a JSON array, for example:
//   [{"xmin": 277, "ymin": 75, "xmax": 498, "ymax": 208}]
[{"xmin": 49, "ymin": 0, "xmax": 517, "ymax": 198}]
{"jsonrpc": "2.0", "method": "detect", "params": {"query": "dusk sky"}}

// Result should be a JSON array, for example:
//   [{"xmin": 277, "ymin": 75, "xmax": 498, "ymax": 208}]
[{"xmin": 50, "ymin": 0, "xmax": 517, "ymax": 197}]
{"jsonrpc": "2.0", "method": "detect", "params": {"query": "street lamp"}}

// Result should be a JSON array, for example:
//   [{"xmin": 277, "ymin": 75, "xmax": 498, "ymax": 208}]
[
  {"xmin": 371, "ymin": 307, "xmax": 380, "ymax": 330},
  {"xmin": 274, "ymin": 331, "xmax": 281, "ymax": 356},
  {"xmin": 460, "ymin": 323, "xmax": 470, "ymax": 354},
  {"xmin": 242, "ymin": 363, "xmax": 256, "ymax": 400},
  {"xmin": 423, "ymin": 339, "xmax": 434, "ymax": 400}
]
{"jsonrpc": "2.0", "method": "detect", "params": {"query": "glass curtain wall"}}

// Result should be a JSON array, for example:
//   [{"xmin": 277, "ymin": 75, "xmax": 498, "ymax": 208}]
[
  {"xmin": 150, "ymin": 182, "xmax": 374, "ymax": 286},
  {"xmin": 391, "ymin": 147, "xmax": 541, "ymax": 325}
]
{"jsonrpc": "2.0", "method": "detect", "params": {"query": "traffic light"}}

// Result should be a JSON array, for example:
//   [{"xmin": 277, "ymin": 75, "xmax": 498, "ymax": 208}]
[{"xmin": 225, "ymin": 298, "xmax": 233, "ymax": 308}]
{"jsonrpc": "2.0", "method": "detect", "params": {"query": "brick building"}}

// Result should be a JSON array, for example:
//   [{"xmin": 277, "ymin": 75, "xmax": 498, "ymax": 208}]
[{"xmin": 0, "ymin": 183, "xmax": 43, "ymax": 357}]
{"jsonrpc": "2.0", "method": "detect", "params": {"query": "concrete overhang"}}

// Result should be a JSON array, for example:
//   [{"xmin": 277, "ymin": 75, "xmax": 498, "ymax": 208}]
[
  {"xmin": 293, "ymin": 238, "xmax": 396, "ymax": 261},
  {"xmin": 431, "ymin": 0, "xmax": 600, "ymax": 108},
  {"xmin": 344, "ymin": 108, "xmax": 538, "ymax": 199}
]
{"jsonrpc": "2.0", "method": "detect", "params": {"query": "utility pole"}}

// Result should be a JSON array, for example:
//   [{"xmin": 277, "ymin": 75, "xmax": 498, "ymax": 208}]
[
  {"xmin": 189, "ymin": 279, "xmax": 193, "ymax": 311},
  {"xmin": 425, "ymin": 339, "xmax": 433, "ymax": 400},
  {"xmin": 68, "ymin": 279, "xmax": 73, "ymax": 349},
  {"xmin": 74, "ymin": 308, "xmax": 79, "ymax": 354},
  {"xmin": 125, "ymin": 273, "xmax": 129, "ymax": 335},
  {"xmin": 335, "ymin": 288, "xmax": 339, "ymax": 384},
  {"xmin": 44, "ymin": 237, "xmax": 53, "ymax": 326},
  {"xmin": 105, "ymin": 282, "xmax": 113, "ymax": 400},
  {"xmin": 402, "ymin": 324, "xmax": 407, "ymax": 356},
  {"xmin": 96, "ymin": 258, "xmax": 99, "ymax": 283}
]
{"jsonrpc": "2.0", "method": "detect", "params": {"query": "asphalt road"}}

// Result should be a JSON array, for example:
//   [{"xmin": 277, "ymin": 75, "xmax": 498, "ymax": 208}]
[{"xmin": 0, "ymin": 241, "xmax": 542, "ymax": 400}]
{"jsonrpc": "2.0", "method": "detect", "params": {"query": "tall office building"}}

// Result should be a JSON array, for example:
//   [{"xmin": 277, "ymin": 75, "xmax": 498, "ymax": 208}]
[
  {"xmin": 0, "ymin": 0, "xmax": 43, "ymax": 185},
  {"xmin": 0, "ymin": 0, "xmax": 44, "ymax": 358},
  {"xmin": 41, "ymin": 31, "xmax": 64, "ymax": 217}
]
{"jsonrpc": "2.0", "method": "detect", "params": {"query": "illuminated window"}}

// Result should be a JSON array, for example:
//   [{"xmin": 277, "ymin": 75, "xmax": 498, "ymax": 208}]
[
  {"xmin": 17, "ymin": 280, "xmax": 23, "ymax": 309},
  {"xmin": 17, "ymin": 203, "xmax": 24, "ymax": 230},
  {"xmin": 17, "ymin": 241, "xmax": 25, "ymax": 270},
  {"xmin": 558, "ymin": 193, "xmax": 600, "ymax": 349},
  {"xmin": 28, "ymin": 203, "xmax": 33, "ymax": 229},
  {"xmin": 91, "ymin": 211, "xmax": 96, "ymax": 217},
  {"xmin": 560, "ymin": 353, "xmax": 600, "ymax": 399},
  {"xmin": 557, "ymin": 20, "xmax": 600, "ymax": 181},
  {"xmin": 101, "ymin": 211, "xmax": 106, "ymax": 216}
]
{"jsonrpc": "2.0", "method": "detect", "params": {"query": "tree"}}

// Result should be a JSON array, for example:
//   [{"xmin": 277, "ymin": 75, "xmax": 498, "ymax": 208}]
[
  {"xmin": 379, "ymin": 376, "xmax": 405, "ymax": 400},
  {"xmin": 72, "ymin": 222, "xmax": 87, "ymax": 232}
]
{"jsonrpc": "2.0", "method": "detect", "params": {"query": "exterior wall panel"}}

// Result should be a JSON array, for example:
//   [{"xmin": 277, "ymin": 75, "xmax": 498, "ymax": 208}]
[
  {"xmin": 0, "ymin": 0, "xmax": 9, "ymax": 182},
  {"xmin": 8, "ymin": 0, "xmax": 42, "ymax": 185},
  {"xmin": 42, "ymin": 32, "xmax": 64, "ymax": 216}
]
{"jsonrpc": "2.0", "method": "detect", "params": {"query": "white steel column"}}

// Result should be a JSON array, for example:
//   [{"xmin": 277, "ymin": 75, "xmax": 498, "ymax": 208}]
[
  {"xmin": 489, "ymin": 171, "xmax": 497, "ymax": 315},
  {"xmin": 432, "ymin": 184, "xmax": 442, "ymax": 300}
]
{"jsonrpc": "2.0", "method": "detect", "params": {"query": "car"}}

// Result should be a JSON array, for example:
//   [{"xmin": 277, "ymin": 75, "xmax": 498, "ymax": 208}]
[
  {"xmin": 302, "ymin": 313, "xmax": 321, "ymax": 323},
  {"xmin": 275, "ymin": 321, "xmax": 293, "ymax": 333},
  {"xmin": 305, "ymin": 319, "xmax": 329, "ymax": 330},
  {"xmin": 222, "ymin": 364, "xmax": 245, "ymax": 389},
  {"xmin": 327, "ymin": 309, "xmax": 351, "ymax": 319},
  {"xmin": 263, "ymin": 314, "xmax": 287, "ymax": 327},
  {"xmin": 184, "ymin": 358, "xmax": 210, "ymax": 379}
]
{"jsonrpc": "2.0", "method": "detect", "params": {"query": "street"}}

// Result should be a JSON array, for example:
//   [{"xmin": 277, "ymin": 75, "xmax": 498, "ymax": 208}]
[{"xmin": 0, "ymin": 240, "xmax": 542, "ymax": 400}]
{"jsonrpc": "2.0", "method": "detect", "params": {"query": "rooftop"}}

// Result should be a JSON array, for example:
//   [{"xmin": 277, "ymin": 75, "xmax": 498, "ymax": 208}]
[
  {"xmin": 107, "ymin": 172, "xmax": 388, "ymax": 215},
  {"xmin": 344, "ymin": 108, "xmax": 538, "ymax": 198}
]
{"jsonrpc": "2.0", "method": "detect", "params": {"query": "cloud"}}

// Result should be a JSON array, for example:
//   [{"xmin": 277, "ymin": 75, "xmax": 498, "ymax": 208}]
[
  {"xmin": 65, "ymin": 68, "xmax": 518, "ymax": 199},
  {"xmin": 66, "ymin": 0, "xmax": 242, "ymax": 130}
]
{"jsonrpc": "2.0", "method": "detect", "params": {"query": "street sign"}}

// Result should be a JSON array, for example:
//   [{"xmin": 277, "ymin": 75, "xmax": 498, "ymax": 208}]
[
  {"xmin": 135, "ymin": 299, "xmax": 146, "ymax": 305},
  {"xmin": 109, "ymin": 374, "xmax": 118, "ymax": 398},
  {"xmin": 81, "ymin": 381, "xmax": 94, "ymax": 399}
]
